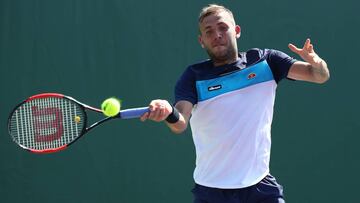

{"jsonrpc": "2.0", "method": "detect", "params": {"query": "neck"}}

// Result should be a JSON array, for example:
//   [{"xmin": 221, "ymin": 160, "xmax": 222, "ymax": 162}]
[{"xmin": 213, "ymin": 54, "xmax": 239, "ymax": 67}]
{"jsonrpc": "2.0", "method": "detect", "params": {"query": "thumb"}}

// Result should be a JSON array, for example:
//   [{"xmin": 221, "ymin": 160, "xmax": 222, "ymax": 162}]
[{"xmin": 288, "ymin": 43, "xmax": 301, "ymax": 54}]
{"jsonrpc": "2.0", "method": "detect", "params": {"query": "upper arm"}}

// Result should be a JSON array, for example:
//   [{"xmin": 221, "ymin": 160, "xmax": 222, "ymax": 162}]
[
  {"xmin": 175, "ymin": 72, "xmax": 197, "ymax": 105},
  {"xmin": 266, "ymin": 49, "xmax": 297, "ymax": 83},
  {"xmin": 175, "ymin": 100, "xmax": 193, "ymax": 123}
]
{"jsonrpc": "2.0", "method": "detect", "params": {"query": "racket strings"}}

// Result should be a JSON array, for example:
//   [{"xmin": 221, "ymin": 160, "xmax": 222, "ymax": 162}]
[{"xmin": 9, "ymin": 97, "xmax": 85, "ymax": 150}]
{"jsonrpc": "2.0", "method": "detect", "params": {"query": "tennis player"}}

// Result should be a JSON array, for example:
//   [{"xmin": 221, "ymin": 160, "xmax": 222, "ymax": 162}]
[{"xmin": 141, "ymin": 4, "xmax": 329, "ymax": 203}]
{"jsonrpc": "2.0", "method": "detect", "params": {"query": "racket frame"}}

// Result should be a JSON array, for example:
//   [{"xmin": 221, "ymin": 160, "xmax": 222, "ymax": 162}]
[{"xmin": 8, "ymin": 93, "xmax": 146, "ymax": 153}]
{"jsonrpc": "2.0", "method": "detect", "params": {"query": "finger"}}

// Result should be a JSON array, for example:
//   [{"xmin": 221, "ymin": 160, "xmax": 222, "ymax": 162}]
[
  {"xmin": 149, "ymin": 105, "xmax": 162, "ymax": 121},
  {"xmin": 308, "ymin": 44, "xmax": 314, "ymax": 52},
  {"xmin": 155, "ymin": 110, "xmax": 164, "ymax": 121},
  {"xmin": 304, "ymin": 38, "xmax": 311, "ymax": 49},
  {"xmin": 288, "ymin": 43, "xmax": 301, "ymax": 54},
  {"xmin": 148, "ymin": 102, "xmax": 156, "ymax": 111},
  {"xmin": 148, "ymin": 109, "xmax": 157, "ymax": 120},
  {"xmin": 147, "ymin": 102, "xmax": 157, "ymax": 120},
  {"xmin": 158, "ymin": 104, "xmax": 166, "ymax": 120},
  {"xmin": 155, "ymin": 104, "xmax": 167, "ymax": 121},
  {"xmin": 140, "ymin": 112, "xmax": 149, "ymax": 122},
  {"xmin": 155, "ymin": 102, "xmax": 169, "ymax": 121}
]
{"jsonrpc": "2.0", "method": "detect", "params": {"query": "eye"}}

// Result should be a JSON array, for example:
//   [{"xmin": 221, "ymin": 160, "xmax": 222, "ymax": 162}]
[
  {"xmin": 205, "ymin": 29, "xmax": 213, "ymax": 36},
  {"xmin": 219, "ymin": 25, "xmax": 228, "ymax": 32}
]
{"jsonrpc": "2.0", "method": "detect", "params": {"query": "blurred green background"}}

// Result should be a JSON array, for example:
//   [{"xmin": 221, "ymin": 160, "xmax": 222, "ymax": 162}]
[{"xmin": 0, "ymin": 0, "xmax": 358, "ymax": 202}]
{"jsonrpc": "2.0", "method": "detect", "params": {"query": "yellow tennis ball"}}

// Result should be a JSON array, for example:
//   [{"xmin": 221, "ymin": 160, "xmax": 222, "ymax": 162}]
[
  {"xmin": 101, "ymin": 98, "xmax": 121, "ymax": 117},
  {"xmin": 74, "ymin": 115, "xmax": 81, "ymax": 123}
]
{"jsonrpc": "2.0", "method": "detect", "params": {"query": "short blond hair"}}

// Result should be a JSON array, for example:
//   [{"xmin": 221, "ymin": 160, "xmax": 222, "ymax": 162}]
[{"xmin": 198, "ymin": 4, "xmax": 235, "ymax": 24}]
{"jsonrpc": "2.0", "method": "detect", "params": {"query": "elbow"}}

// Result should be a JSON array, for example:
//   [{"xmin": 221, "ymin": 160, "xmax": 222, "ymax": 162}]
[
  {"xmin": 169, "ymin": 123, "xmax": 188, "ymax": 134},
  {"xmin": 316, "ymin": 62, "xmax": 330, "ymax": 84},
  {"xmin": 168, "ymin": 117, "xmax": 189, "ymax": 134},
  {"xmin": 171, "ymin": 126, "xmax": 187, "ymax": 134},
  {"xmin": 311, "ymin": 67, "xmax": 330, "ymax": 84},
  {"xmin": 317, "ymin": 72, "xmax": 330, "ymax": 84}
]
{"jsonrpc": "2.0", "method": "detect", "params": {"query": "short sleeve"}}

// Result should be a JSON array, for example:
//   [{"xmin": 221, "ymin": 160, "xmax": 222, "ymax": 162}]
[
  {"xmin": 266, "ymin": 49, "xmax": 297, "ymax": 83},
  {"xmin": 175, "ymin": 66, "xmax": 198, "ymax": 105}
]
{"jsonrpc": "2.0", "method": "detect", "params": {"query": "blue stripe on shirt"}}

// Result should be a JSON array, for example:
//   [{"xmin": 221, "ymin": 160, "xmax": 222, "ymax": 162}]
[{"xmin": 196, "ymin": 60, "xmax": 274, "ymax": 102}]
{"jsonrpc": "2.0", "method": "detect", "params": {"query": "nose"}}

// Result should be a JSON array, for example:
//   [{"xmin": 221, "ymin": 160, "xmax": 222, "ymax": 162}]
[{"xmin": 214, "ymin": 30, "xmax": 222, "ymax": 39}]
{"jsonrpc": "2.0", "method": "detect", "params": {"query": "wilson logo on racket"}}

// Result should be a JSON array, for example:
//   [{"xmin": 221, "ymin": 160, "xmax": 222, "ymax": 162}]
[
  {"xmin": 208, "ymin": 85, "xmax": 222, "ymax": 91},
  {"xmin": 247, "ymin": 73, "xmax": 256, "ymax": 79},
  {"xmin": 32, "ymin": 106, "xmax": 64, "ymax": 142}
]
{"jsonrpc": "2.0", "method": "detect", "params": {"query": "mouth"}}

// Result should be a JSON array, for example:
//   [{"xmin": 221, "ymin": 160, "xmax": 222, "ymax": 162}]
[
  {"xmin": 212, "ymin": 42, "xmax": 226, "ymax": 48},
  {"xmin": 212, "ymin": 44, "xmax": 226, "ymax": 49}
]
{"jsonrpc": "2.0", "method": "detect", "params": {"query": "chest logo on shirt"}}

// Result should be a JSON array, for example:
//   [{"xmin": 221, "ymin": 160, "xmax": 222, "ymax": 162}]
[
  {"xmin": 247, "ymin": 73, "xmax": 256, "ymax": 79},
  {"xmin": 208, "ymin": 85, "xmax": 222, "ymax": 91}
]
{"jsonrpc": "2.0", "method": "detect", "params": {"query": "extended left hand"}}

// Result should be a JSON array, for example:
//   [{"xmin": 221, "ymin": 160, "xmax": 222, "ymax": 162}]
[{"xmin": 288, "ymin": 38, "xmax": 323, "ymax": 67}]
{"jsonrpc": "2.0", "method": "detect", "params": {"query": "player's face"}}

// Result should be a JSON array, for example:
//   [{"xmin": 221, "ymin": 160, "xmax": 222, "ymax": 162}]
[{"xmin": 199, "ymin": 11, "xmax": 241, "ymax": 65}]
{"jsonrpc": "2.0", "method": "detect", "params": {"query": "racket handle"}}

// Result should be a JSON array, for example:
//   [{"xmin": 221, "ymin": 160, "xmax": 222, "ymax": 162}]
[{"xmin": 119, "ymin": 107, "xmax": 149, "ymax": 119}]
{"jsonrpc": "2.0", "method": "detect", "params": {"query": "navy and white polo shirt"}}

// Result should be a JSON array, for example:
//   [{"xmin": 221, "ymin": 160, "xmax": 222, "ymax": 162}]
[{"xmin": 175, "ymin": 49, "xmax": 296, "ymax": 189}]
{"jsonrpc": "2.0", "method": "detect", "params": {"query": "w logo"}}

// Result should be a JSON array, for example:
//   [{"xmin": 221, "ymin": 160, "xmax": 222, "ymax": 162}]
[{"xmin": 32, "ymin": 106, "xmax": 63, "ymax": 142}]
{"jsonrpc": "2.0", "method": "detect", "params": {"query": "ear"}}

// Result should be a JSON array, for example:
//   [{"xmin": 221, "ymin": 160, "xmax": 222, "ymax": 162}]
[
  {"xmin": 198, "ymin": 35, "xmax": 205, "ymax": 48},
  {"xmin": 235, "ymin": 25, "xmax": 241, "ymax": 38}
]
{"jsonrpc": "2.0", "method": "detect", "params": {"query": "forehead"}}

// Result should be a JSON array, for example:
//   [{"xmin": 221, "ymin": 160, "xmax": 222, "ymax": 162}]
[{"xmin": 199, "ymin": 11, "xmax": 235, "ymax": 29}]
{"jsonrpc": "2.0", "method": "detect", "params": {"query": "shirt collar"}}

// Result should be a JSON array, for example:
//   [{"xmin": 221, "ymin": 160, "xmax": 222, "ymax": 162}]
[{"xmin": 211, "ymin": 52, "xmax": 247, "ymax": 69}]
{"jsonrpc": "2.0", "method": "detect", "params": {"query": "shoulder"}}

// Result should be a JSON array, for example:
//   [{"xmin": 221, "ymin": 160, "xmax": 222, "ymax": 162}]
[
  {"xmin": 188, "ymin": 59, "xmax": 213, "ymax": 72},
  {"xmin": 247, "ymin": 48, "xmax": 296, "ymax": 83},
  {"xmin": 244, "ymin": 48, "xmax": 295, "ymax": 66},
  {"xmin": 176, "ymin": 60, "xmax": 212, "ymax": 84},
  {"xmin": 180, "ymin": 59, "xmax": 215, "ymax": 80},
  {"xmin": 244, "ymin": 48, "xmax": 287, "ymax": 64},
  {"xmin": 174, "ymin": 62, "xmax": 211, "ymax": 105},
  {"xmin": 243, "ymin": 48, "xmax": 268, "ymax": 66}
]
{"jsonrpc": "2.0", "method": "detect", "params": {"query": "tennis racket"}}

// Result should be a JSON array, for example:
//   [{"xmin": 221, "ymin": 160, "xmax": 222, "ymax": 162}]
[{"xmin": 7, "ymin": 93, "xmax": 149, "ymax": 154}]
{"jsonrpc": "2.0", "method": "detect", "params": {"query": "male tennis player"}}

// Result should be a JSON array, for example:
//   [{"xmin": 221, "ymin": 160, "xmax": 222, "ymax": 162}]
[{"xmin": 141, "ymin": 4, "xmax": 329, "ymax": 203}]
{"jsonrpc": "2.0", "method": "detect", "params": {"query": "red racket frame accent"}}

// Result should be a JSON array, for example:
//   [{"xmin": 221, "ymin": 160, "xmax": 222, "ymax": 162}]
[
  {"xmin": 29, "ymin": 145, "xmax": 68, "ymax": 153},
  {"xmin": 26, "ymin": 93, "xmax": 65, "ymax": 101}
]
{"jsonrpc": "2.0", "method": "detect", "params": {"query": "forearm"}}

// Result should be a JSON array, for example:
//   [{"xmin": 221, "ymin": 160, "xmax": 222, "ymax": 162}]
[
  {"xmin": 288, "ymin": 60, "xmax": 330, "ymax": 84},
  {"xmin": 165, "ymin": 101, "xmax": 192, "ymax": 134},
  {"xmin": 166, "ymin": 114, "xmax": 188, "ymax": 134}
]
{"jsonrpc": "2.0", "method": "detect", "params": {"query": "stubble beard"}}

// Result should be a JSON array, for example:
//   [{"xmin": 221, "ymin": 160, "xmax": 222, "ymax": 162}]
[{"xmin": 206, "ymin": 45, "xmax": 237, "ymax": 66}]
